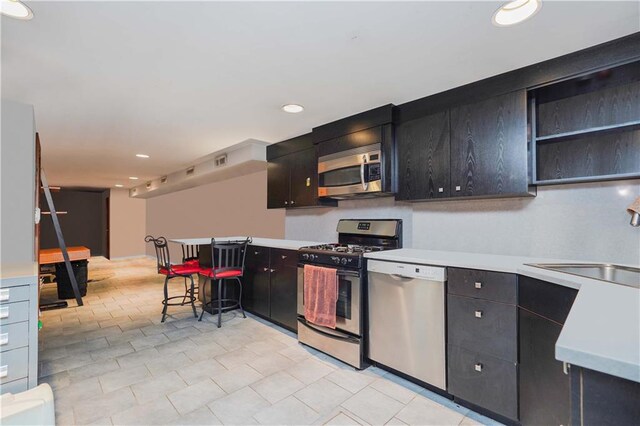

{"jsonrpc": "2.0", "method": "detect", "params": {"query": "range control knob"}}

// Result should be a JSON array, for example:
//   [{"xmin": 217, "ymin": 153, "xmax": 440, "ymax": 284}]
[
  {"xmin": 341, "ymin": 258, "xmax": 348, "ymax": 265},
  {"xmin": 330, "ymin": 256, "xmax": 340, "ymax": 264},
  {"xmin": 302, "ymin": 253, "xmax": 309, "ymax": 260}
]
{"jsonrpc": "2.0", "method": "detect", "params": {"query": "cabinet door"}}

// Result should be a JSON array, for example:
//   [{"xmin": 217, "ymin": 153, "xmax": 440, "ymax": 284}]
[
  {"xmin": 269, "ymin": 249, "xmax": 298, "ymax": 331},
  {"xmin": 450, "ymin": 91, "xmax": 529, "ymax": 197},
  {"xmin": 242, "ymin": 246, "xmax": 270, "ymax": 318},
  {"xmin": 396, "ymin": 111, "xmax": 450, "ymax": 200},
  {"xmin": 289, "ymin": 148, "xmax": 317, "ymax": 208},
  {"xmin": 267, "ymin": 156, "xmax": 290, "ymax": 209},
  {"xmin": 519, "ymin": 309, "xmax": 571, "ymax": 426}
]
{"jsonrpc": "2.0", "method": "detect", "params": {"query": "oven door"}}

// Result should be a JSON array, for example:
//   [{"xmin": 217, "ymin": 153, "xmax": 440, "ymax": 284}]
[
  {"xmin": 297, "ymin": 266, "xmax": 361, "ymax": 336},
  {"xmin": 318, "ymin": 144, "xmax": 382, "ymax": 198}
]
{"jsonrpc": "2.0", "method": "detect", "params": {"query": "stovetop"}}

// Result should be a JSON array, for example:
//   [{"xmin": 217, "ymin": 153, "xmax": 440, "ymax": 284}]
[
  {"xmin": 302, "ymin": 243, "xmax": 385, "ymax": 255},
  {"xmin": 299, "ymin": 243, "xmax": 388, "ymax": 269}
]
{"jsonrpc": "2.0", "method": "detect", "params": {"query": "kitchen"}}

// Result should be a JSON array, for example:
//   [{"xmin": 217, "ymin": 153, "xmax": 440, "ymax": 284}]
[{"xmin": 1, "ymin": 1, "xmax": 639, "ymax": 426}]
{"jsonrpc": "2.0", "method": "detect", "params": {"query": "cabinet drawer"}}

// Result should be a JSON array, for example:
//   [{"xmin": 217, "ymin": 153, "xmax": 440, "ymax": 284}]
[
  {"xmin": 448, "ymin": 344, "xmax": 518, "ymax": 420},
  {"xmin": 271, "ymin": 249, "xmax": 297, "ymax": 269},
  {"xmin": 448, "ymin": 268, "xmax": 517, "ymax": 304},
  {"xmin": 448, "ymin": 294, "xmax": 517, "ymax": 362},
  {"xmin": 0, "ymin": 377, "xmax": 28, "ymax": 394},
  {"xmin": 0, "ymin": 346, "xmax": 29, "ymax": 384},
  {"xmin": 246, "ymin": 245, "xmax": 270, "ymax": 266},
  {"xmin": 0, "ymin": 286, "xmax": 30, "ymax": 305},
  {"xmin": 0, "ymin": 321, "xmax": 29, "ymax": 353},
  {"xmin": 0, "ymin": 301, "xmax": 29, "ymax": 326},
  {"xmin": 519, "ymin": 276, "xmax": 577, "ymax": 325}
]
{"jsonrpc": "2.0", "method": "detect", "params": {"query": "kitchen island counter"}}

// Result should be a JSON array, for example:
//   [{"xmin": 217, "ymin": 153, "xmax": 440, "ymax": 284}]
[{"xmin": 169, "ymin": 236, "xmax": 326, "ymax": 251}]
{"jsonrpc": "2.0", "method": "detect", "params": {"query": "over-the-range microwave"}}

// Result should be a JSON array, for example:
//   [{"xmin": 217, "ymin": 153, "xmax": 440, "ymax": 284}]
[{"xmin": 318, "ymin": 144, "xmax": 383, "ymax": 199}]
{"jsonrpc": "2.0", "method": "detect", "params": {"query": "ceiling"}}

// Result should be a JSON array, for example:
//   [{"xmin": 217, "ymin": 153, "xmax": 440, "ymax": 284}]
[{"xmin": 2, "ymin": 1, "xmax": 639, "ymax": 188}]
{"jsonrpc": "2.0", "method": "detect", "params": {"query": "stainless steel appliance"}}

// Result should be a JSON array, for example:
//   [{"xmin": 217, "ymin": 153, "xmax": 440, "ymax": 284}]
[
  {"xmin": 318, "ymin": 144, "xmax": 383, "ymax": 199},
  {"xmin": 297, "ymin": 219, "xmax": 403, "ymax": 369},
  {"xmin": 367, "ymin": 260, "xmax": 447, "ymax": 390}
]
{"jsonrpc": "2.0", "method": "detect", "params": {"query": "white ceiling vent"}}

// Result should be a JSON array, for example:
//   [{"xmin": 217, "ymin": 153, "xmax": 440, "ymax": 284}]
[
  {"xmin": 215, "ymin": 154, "xmax": 227, "ymax": 167},
  {"xmin": 130, "ymin": 139, "xmax": 268, "ymax": 198}
]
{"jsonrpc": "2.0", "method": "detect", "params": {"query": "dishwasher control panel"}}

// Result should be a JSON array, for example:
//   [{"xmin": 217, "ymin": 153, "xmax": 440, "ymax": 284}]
[{"xmin": 367, "ymin": 260, "xmax": 446, "ymax": 281}]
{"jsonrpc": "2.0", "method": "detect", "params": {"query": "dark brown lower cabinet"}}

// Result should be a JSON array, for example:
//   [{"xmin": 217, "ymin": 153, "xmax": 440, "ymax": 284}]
[
  {"xmin": 518, "ymin": 276, "xmax": 577, "ymax": 426},
  {"xmin": 241, "ymin": 246, "xmax": 298, "ymax": 332},
  {"xmin": 570, "ymin": 366, "xmax": 640, "ymax": 426}
]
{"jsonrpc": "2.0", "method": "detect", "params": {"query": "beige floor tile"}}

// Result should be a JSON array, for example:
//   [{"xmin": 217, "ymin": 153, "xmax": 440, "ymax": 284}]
[
  {"xmin": 90, "ymin": 342, "xmax": 135, "ymax": 361},
  {"xmin": 73, "ymin": 387, "xmax": 137, "ymax": 424},
  {"xmin": 279, "ymin": 344, "xmax": 314, "ymax": 362},
  {"xmin": 129, "ymin": 332, "xmax": 170, "ymax": 351},
  {"xmin": 295, "ymin": 378, "xmax": 353, "ymax": 414},
  {"xmin": 131, "ymin": 370, "xmax": 188, "ymax": 404},
  {"xmin": 369, "ymin": 377, "xmax": 419, "ymax": 404},
  {"xmin": 248, "ymin": 351, "xmax": 296, "ymax": 376},
  {"xmin": 67, "ymin": 359, "xmax": 121, "ymax": 382},
  {"xmin": 208, "ymin": 386, "xmax": 270, "ymax": 424},
  {"xmin": 112, "ymin": 395, "xmax": 180, "ymax": 425},
  {"xmin": 167, "ymin": 406, "xmax": 223, "ymax": 425},
  {"xmin": 324, "ymin": 411, "xmax": 363, "ymax": 426},
  {"xmin": 177, "ymin": 358, "xmax": 228, "ymax": 385},
  {"xmin": 325, "ymin": 368, "xmax": 376, "ymax": 394},
  {"xmin": 145, "ymin": 351, "xmax": 191, "ymax": 376},
  {"xmin": 288, "ymin": 358, "xmax": 336, "ymax": 385},
  {"xmin": 254, "ymin": 395, "xmax": 320, "ymax": 425},
  {"xmin": 168, "ymin": 378, "xmax": 226, "ymax": 415},
  {"xmin": 245, "ymin": 338, "xmax": 288, "ymax": 355},
  {"xmin": 341, "ymin": 386, "xmax": 405, "ymax": 426},
  {"xmin": 39, "ymin": 370, "xmax": 71, "ymax": 390},
  {"xmin": 212, "ymin": 364, "xmax": 264, "ymax": 394},
  {"xmin": 395, "ymin": 394, "xmax": 467, "ymax": 426},
  {"xmin": 115, "ymin": 346, "xmax": 159, "ymax": 369},
  {"xmin": 251, "ymin": 371, "xmax": 306, "ymax": 404},
  {"xmin": 215, "ymin": 347, "xmax": 259, "ymax": 369},
  {"xmin": 183, "ymin": 341, "xmax": 227, "ymax": 362},
  {"xmin": 99, "ymin": 365, "xmax": 151, "ymax": 393}
]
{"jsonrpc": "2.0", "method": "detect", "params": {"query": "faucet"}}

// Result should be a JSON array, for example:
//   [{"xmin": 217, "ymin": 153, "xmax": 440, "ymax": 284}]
[{"xmin": 628, "ymin": 196, "xmax": 640, "ymax": 227}]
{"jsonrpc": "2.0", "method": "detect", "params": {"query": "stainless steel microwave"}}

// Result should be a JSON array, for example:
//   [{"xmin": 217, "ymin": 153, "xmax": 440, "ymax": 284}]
[{"xmin": 318, "ymin": 144, "xmax": 382, "ymax": 198}]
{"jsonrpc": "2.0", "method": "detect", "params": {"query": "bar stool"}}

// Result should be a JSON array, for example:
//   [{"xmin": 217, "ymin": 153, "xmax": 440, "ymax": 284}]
[
  {"xmin": 198, "ymin": 238, "xmax": 250, "ymax": 328},
  {"xmin": 145, "ymin": 235, "xmax": 199, "ymax": 322},
  {"xmin": 181, "ymin": 244, "xmax": 200, "ymax": 303}
]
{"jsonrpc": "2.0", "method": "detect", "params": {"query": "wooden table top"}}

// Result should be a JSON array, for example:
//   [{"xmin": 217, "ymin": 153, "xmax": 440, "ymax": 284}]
[{"xmin": 39, "ymin": 246, "xmax": 91, "ymax": 265}]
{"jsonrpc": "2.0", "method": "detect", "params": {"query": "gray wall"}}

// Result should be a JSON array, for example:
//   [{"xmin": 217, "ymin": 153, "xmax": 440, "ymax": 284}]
[
  {"xmin": 285, "ymin": 180, "xmax": 640, "ymax": 265},
  {"xmin": 0, "ymin": 100, "xmax": 35, "ymax": 269}
]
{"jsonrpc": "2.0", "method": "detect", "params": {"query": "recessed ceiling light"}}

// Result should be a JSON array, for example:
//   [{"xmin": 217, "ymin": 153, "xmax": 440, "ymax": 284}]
[
  {"xmin": 129, "ymin": 177, "xmax": 139, "ymax": 180},
  {"xmin": 492, "ymin": 0, "xmax": 541, "ymax": 27},
  {"xmin": 282, "ymin": 104, "xmax": 304, "ymax": 114},
  {"xmin": 115, "ymin": 184, "xmax": 124, "ymax": 188},
  {"xmin": 0, "ymin": 0, "xmax": 33, "ymax": 20},
  {"xmin": 136, "ymin": 154, "xmax": 150, "ymax": 158}
]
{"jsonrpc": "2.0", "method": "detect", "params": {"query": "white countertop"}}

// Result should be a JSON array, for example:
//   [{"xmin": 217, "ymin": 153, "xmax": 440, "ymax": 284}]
[
  {"xmin": 365, "ymin": 249, "xmax": 640, "ymax": 383},
  {"xmin": 0, "ymin": 262, "xmax": 38, "ymax": 287},
  {"xmin": 169, "ymin": 236, "xmax": 325, "ymax": 251}
]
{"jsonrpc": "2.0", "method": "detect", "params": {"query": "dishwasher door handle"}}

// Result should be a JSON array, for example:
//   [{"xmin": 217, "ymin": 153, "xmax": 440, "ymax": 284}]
[{"xmin": 390, "ymin": 274, "xmax": 416, "ymax": 281}]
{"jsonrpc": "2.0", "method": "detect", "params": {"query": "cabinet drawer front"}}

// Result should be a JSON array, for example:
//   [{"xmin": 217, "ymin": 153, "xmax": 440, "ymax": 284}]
[
  {"xmin": 0, "ymin": 377, "xmax": 28, "ymax": 394},
  {"xmin": 271, "ymin": 249, "xmax": 297, "ymax": 269},
  {"xmin": 448, "ymin": 268, "xmax": 517, "ymax": 304},
  {"xmin": 448, "ymin": 344, "xmax": 518, "ymax": 421},
  {"xmin": 0, "ymin": 286, "xmax": 30, "ymax": 305},
  {"xmin": 448, "ymin": 295, "xmax": 517, "ymax": 362},
  {"xmin": 0, "ymin": 321, "xmax": 29, "ymax": 353},
  {"xmin": 0, "ymin": 346, "xmax": 29, "ymax": 384},
  {"xmin": 246, "ymin": 246, "xmax": 270, "ymax": 266},
  {"xmin": 519, "ymin": 276, "xmax": 577, "ymax": 325},
  {"xmin": 0, "ymin": 301, "xmax": 29, "ymax": 326}
]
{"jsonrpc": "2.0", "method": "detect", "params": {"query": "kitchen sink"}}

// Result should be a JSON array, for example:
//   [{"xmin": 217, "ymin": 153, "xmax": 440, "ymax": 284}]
[{"xmin": 527, "ymin": 263, "xmax": 640, "ymax": 289}]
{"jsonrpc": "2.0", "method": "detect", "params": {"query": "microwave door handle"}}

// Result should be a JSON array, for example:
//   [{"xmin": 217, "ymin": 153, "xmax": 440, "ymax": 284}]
[{"xmin": 360, "ymin": 155, "xmax": 368, "ymax": 191}]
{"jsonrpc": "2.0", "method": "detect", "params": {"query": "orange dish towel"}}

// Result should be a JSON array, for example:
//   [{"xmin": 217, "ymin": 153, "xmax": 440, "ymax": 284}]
[{"xmin": 303, "ymin": 264, "xmax": 338, "ymax": 329}]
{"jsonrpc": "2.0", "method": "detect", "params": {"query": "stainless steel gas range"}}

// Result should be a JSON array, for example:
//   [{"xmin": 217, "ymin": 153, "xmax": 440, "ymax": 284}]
[{"xmin": 296, "ymin": 219, "xmax": 403, "ymax": 369}]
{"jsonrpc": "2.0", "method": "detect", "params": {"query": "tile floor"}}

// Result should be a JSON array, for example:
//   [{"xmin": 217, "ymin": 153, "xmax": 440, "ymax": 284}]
[{"xmin": 38, "ymin": 257, "xmax": 500, "ymax": 426}]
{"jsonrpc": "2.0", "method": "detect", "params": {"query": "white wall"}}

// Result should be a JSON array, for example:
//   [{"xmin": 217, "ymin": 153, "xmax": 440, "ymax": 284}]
[
  {"xmin": 0, "ymin": 100, "xmax": 35, "ymax": 269},
  {"xmin": 285, "ymin": 180, "xmax": 640, "ymax": 265}
]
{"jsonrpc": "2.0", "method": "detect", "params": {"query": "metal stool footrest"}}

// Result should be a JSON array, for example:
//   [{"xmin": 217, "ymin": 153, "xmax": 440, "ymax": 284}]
[{"xmin": 162, "ymin": 295, "xmax": 197, "ymax": 307}]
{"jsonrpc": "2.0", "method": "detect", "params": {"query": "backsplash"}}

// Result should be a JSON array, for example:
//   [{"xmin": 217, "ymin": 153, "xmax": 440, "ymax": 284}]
[{"xmin": 285, "ymin": 180, "xmax": 640, "ymax": 265}]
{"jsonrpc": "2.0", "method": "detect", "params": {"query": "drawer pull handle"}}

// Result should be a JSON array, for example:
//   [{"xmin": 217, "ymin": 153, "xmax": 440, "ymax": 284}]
[
  {"xmin": 281, "ymin": 255, "xmax": 287, "ymax": 259},
  {"xmin": 270, "ymin": 269, "xmax": 276, "ymax": 273},
  {"xmin": 474, "ymin": 282, "xmax": 482, "ymax": 289},
  {"xmin": 0, "ymin": 365, "xmax": 7, "ymax": 378},
  {"xmin": 474, "ymin": 310, "xmax": 483, "ymax": 318},
  {"xmin": 455, "ymin": 185, "xmax": 461, "ymax": 191},
  {"xmin": 563, "ymin": 362, "xmax": 570, "ymax": 375},
  {"xmin": 438, "ymin": 187, "xmax": 444, "ymax": 193},
  {"xmin": 0, "ymin": 307, "xmax": 8, "ymax": 319},
  {"xmin": 0, "ymin": 333, "xmax": 7, "ymax": 346},
  {"xmin": 263, "ymin": 267, "xmax": 269, "ymax": 272},
  {"xmin": 0, "ymin": 289, "xmax": 9, "ymax": 302},
  {"xmin": 474, "ymin": 363, "xmax": 483, "ymax": 372},
  {"xmin": 254, "ymin": 251, "xmax": 259, "ymax": 255}
]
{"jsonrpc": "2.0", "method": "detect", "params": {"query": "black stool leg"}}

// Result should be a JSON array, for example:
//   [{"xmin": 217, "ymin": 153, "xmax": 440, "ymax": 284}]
[
  {"xmin": 189, "ymin": 275, "xmax": 197, "ymax": 318},
  {"xmin": 198, "ymin": 277, "xmax": 208, "ymax": 321},
  {"xmin": 161, "ymin": 275, "xmax": 169, "ymax": 323},
  {"xmin": 236, "ymin": 277, "xmax": 246, "ymax": 319},
  {"xmin": 182, "ymin": 277, "xmax": 188, "ymax": 305},
  {"xmin": 217, "ymin": 279, "xmax": 222, "ymax": 328}
]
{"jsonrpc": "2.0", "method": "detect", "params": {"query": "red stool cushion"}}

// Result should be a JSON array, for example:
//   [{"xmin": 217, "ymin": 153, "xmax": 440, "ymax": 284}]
[
  {"xmin": 159, "ymin": 264, "xmax": 201, "ymax": 276},
  {"xmin": 184, "ymin": 259, "xmax": 200, "ymax": 267},
  {"xmin": 199, "ymin": 268, "xmax": 243, "ymax": 279}
]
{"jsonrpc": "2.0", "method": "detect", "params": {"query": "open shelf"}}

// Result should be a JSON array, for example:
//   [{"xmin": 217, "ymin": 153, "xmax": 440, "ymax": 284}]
[{"xmin": 536, "ymin": 120, "xmax": 640, "ymax": 143}]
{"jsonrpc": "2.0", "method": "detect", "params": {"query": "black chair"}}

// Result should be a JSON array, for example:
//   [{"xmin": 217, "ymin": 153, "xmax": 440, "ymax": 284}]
[
  {"xmin": 198, "ymin": 238, "xmax": 251, "ymax": 327},
  {"xmin": 145, "ymin": 235, "xmax": 199, "ymax": 322},
  {"xmin": 181, "ymin": 244, "xmax": 200, "ymax": 302}
]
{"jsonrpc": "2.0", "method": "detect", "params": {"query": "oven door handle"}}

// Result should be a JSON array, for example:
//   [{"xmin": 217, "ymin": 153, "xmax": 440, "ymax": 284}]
[
  {"xmin": 360, "ymin": 156, "xmax": 368, "ymax": 191},
  {"xmin": 298, "ymin": 318, "xmax": 360, "ymax": 344}
]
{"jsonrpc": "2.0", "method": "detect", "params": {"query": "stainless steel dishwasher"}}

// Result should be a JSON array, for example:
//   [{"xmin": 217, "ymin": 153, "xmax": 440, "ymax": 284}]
[{"xmin": 367, "ymin": 259, "xmax": 446, "ymax": 390}]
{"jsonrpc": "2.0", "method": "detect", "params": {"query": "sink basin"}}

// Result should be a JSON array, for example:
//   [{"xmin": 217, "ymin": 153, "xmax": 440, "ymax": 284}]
[{"xmin": 527, "ymin": 263, "xmax": 640, "ymax": 289}]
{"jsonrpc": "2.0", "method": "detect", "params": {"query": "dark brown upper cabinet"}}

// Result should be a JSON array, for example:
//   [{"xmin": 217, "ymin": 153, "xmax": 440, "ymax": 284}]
[
  {"xmin": 396, "ymin": 111, "xmax": 450, "ymax": 200},
  {"xmin": 450, "ymin": 90, "xmax": 532, "ymax": 198},
  {"xmin": 266, "ymin": 133, "xmax": 336, "ymax": 209}
]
